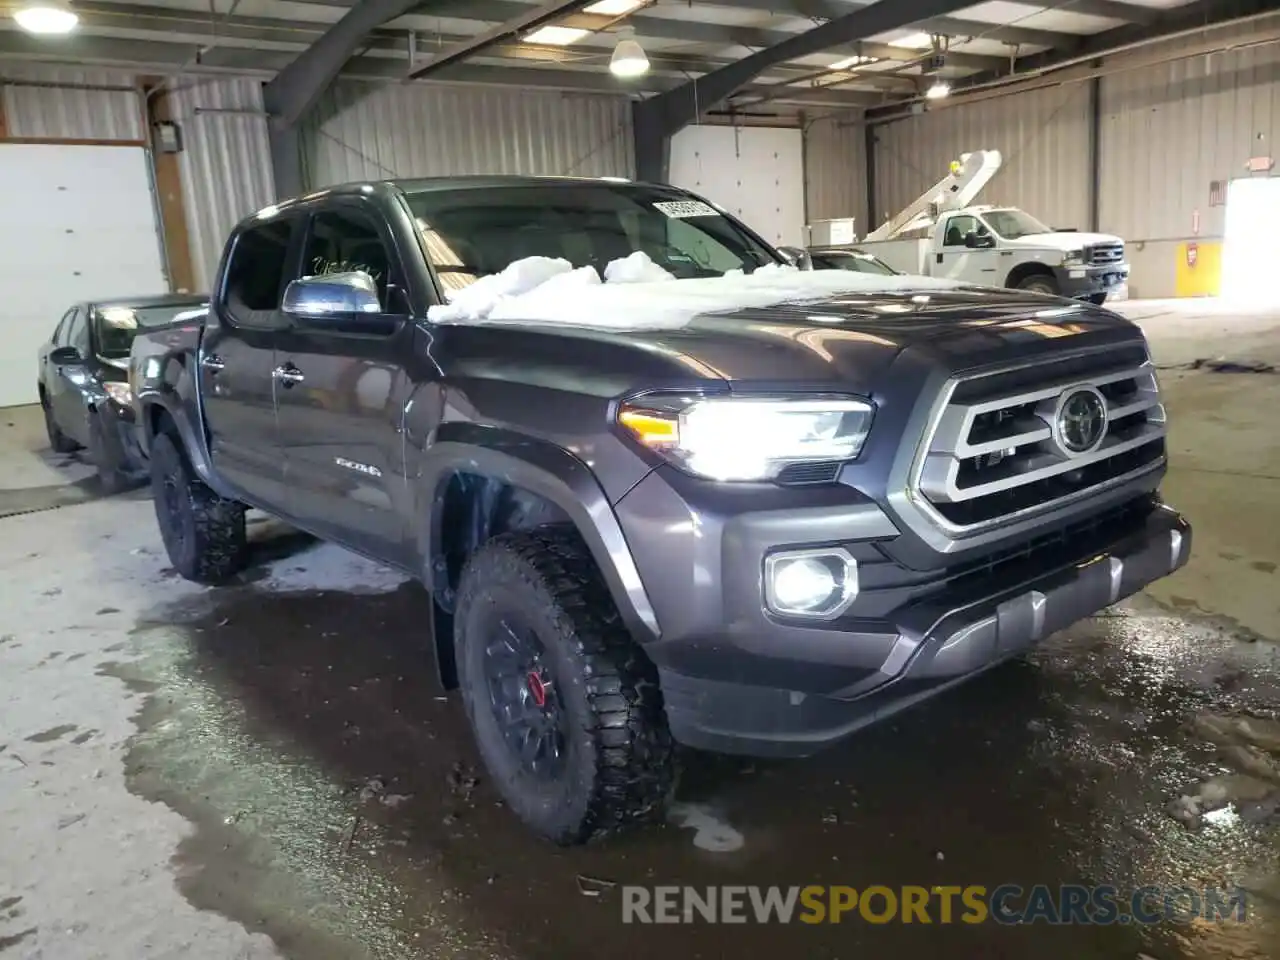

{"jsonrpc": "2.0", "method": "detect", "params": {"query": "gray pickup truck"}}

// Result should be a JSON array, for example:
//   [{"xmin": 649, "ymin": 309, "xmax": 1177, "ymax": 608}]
[{"xmin": 129, "ymin": 176, "xmax": 1190, "ymax": 844}]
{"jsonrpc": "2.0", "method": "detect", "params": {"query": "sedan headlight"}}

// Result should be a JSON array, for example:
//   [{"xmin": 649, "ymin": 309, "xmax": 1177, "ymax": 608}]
[
  {"xmin": 618, "ymin": 394, "xmax": 874, "ymax": 481},
  {"xmin": 1062, "ymin": 249, "xmax": 1086, "ymax": 266},
  {"xmin": 102, "ymin": 381, "xmax": 133, "ymax": 407}
]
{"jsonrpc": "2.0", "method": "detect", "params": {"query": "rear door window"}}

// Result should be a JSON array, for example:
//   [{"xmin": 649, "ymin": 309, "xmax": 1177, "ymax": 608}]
[{"xmin": 222, "ymin": 219, "xmax": 296, "ymax": 326}]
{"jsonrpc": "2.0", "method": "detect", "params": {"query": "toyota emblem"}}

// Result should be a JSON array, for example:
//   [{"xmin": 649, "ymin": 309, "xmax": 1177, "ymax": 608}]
[{"xmin": 1055, "ymin": 386, "xmax": 1109, "ymax": 456}]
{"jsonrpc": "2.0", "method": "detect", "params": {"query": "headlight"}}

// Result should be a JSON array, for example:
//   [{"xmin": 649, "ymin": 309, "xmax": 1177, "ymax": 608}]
[
  {"xmin": 102, "ymin": 381, "xmax": 133, "ymax": 406},
  {"xmin": 618, "ymin": 394, "xmax": 874, "ymax": 481},
  {"xmin": 1062, "ymin": 249, "xmax": 1086, "ymax": 265}
]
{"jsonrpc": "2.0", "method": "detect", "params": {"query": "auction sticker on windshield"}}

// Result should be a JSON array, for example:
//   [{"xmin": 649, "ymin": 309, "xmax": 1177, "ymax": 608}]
[{"xmin": 653, "ymin": 200, "xmax": 721, "ymax": 219}]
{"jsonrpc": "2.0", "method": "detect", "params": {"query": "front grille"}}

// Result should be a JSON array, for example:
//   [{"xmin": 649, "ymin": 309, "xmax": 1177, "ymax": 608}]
[
  {"xmin": 911, "ymin": 350, "xmax": 1166, "ymax": 531},
  {"xmin": 1087, "ymin": 242, "xmax": 1124, "ymax": 265}
]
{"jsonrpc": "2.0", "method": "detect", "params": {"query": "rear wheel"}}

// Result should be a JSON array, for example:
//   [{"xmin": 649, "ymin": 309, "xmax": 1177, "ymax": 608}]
[
  {"xmin": 150, "ymin": 431, "xmax": 248, "ymax": 583},
  {"xmin": 454, "ymin": 529, "xmax": 674, "ymax": 844},
  {"xmin": 41, "ymin": 392, "xmax": 78, "ymax": 453},
  {"xmin": 1016, "ymin": 273, "xmax": 1060, "ymax": 296}
]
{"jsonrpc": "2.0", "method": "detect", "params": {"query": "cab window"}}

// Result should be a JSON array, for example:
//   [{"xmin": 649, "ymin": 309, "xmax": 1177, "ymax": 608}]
[{"xmin": 943, "ymin": 215, "xmax": 982, "ymax": 247}]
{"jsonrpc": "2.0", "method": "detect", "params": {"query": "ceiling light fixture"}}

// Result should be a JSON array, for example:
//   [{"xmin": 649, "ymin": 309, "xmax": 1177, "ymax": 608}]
[
  {"xmin": 889, "ymin": 31, "xmax": 932, "ymax": 49},
  {"xmin": 926, "ymin": 79, "xmax": 952, "ymax": 99},
  {"xmin": 584, "ymin": 0, "xmax": 645, "ymax": 14},
  {"xmin": 522, "ymin": 24, "xmax": 590, "ymax": 45},
  {"xmin": 610, "ymin": 26, "xmax": 649, "ymax": 78},
  {"xmin": 12, "ymin": 0, "xmax": 79, "ymax": 35},
  {"xmin": 828, "ymin": 54, "xmax": 877, "ymax": 71}
]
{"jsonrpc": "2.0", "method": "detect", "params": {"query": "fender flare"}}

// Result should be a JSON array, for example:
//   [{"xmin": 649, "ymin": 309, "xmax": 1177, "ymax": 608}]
[
  {"xmin": 135, "ymin": 383, "xmax": 234, "ymax": 500},
  {"xmin": 416, "ymin": 424, "xmax": 661, "ymax": 643}
]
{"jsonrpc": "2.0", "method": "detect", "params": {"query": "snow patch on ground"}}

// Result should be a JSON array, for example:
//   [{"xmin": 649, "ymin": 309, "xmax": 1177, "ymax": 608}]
[{"xmin": 428, "ymin": 253, "xmax": 964, "ymax": 330}]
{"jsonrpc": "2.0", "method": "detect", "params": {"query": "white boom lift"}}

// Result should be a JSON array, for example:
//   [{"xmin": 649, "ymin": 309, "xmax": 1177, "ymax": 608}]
[{"xmin": 863, "ymin": 149, "xmax": 1004, "ymax": 242}]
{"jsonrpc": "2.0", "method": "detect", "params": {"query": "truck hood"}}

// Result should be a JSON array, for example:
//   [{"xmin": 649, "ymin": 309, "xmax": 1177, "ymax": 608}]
[
  {"xmin": 1004, "ymin": 231, "xmax": 1123, "ymax": 252},
  {"xmin": 461, "ymin": 288, "xmax": 1140, "ymax": 399}
]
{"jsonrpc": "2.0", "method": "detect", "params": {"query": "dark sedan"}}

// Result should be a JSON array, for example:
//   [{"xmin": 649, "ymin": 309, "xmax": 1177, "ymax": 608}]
[
  {"xmin": 808, "ymin": 247, "xmax": 900, "ymax": 274},
  {"xmin": 37, "ymin": 294, "xmax": 208, "ymax": 492}
]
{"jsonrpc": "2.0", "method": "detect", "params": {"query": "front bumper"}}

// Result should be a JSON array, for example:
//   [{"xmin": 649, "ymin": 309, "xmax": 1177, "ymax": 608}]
[
  {"xmin": 1055, "ymin": 262, "xmax": 1130, "ymax": 298},
  {"xmin": 97, "ymin": 402, "xmax": 147, "ymax": 478},
  {"xmin": 616, "ymin": 471, "xmax": 1189, "ymax": 757}
]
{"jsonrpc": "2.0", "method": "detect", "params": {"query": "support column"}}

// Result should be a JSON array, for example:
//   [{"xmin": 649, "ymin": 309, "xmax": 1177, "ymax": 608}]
[
  {"xmin": 1087, "ymin": 62, "xmax": 1102, "ymax": 232},
  {"xmin": 633, "ymin": 99, "xmax": 671, "ymax": 184},
  {"xmin": 268, "ymin": 120, "xmax": 305, "ymax": 202},
  {"xmin": 864, "ymin": 121, "xmax": 877, "ymax": 234},
  {"xmin": 142, "ymin": 78, "xmax": 197, "ymax": 294}
]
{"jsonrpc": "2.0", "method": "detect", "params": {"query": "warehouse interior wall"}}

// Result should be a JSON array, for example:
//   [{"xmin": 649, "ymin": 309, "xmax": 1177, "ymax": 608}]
[
  {"xmin": 803, "ymin": 110, "xmax": 869, "ymax": 236},
  {"xmin": 863, "ymin": 12, "xmax": 1280, "ymax": 299},
  {"xmin": 0, "ymin": 64, "xmax": 273, "ymax": 292},
  {"xmin": 300, "ymin": 82, "xmax": 635, "ymax": 188}
]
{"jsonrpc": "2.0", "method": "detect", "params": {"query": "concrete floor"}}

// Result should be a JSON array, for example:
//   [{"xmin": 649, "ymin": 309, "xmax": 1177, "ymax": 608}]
[{"xmin": 1, "ymin": 299, "xmax": 1279, "ymax": 960}]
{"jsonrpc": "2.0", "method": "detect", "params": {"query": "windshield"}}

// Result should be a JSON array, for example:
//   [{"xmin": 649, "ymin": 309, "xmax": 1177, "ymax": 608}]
[
  {"xmin": 403, "ymin": 183, "xmax": 779, "ymax": 293},
  {"xmin": 94, "ymin": 303, "xmax": 206, "ymax": 360},
  {"xmin": 982, "ymin": 209, "xmax": 1051, "ymax": 239},
  {"xmin": 810, "ymin": 251, "xmax": 897, "ymax": 275}
]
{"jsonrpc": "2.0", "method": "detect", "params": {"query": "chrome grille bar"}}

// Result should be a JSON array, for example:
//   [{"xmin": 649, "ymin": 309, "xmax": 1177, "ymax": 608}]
[{"xmin": 910, "ymin": 356, "xmax": 1166, "ymax": 531}]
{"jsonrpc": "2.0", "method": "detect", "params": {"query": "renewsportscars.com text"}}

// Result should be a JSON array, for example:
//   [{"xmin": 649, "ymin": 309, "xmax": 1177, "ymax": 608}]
[{"xmin": 621, "ymin": 885, "xmax": 1248, "ymax": 925}]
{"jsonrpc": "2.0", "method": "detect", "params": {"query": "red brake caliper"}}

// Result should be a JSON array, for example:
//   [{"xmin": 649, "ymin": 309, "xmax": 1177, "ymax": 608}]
[{"xmin": 526, "ymin": 670, "xmax": 548, "ymax": 708}]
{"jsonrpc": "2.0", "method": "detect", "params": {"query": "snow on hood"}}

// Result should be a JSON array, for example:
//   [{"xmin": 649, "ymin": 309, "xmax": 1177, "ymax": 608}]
[{"xmin": 428, "ymin": 254, "xmax": 963, "ymax": 330}]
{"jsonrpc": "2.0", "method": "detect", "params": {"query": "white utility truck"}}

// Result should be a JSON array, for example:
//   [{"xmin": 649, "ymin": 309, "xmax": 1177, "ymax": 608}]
[{"xmin": 856, "ymin": 150, "xmax": 1129, "ymax": 304}]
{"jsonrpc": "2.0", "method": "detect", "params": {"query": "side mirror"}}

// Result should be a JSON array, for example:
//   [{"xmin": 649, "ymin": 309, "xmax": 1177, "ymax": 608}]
[
  {"xmin": 776, "ymin": 245, "xmax": 814, "ymax": 271},
  {"xmin": 49, "ymin": 346, "xmax": 83, "ymax": 365},
  {"xmin": 964, "ymin": 232, "xmax": 994, "ymax": 249},
  {"xmin": 283, "ymin": 271, "xmax": 382, "ymax": 319}
]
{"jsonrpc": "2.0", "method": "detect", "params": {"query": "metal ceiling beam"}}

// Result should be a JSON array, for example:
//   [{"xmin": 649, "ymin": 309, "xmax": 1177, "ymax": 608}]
[
  {"xmin": 1059, "ymin": 0, "xmax": 1159, "ymax": 22},
  {"xmin": 950, "ymin": 0, "xmax": 1280, "ymax": 90},
  {"xmin": 405, "ymin": 0, "xmax": 595, "ymax": 79},
  {"xmin": 263, "ymin": 0, "xmax": 429, "ymax": 129},
  {"xmin": 635, "ymin": 0, "xmax": 984, "ymax": 131}
]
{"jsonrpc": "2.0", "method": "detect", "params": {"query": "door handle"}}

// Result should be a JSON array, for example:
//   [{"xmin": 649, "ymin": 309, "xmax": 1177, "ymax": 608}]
[
  {"xmin": 201, "ymin": 354, "xmax": 225, "ymax": 373},
  {"xmin": 273, "ymin": 364, "xmax": 305, "ymax": 387}
]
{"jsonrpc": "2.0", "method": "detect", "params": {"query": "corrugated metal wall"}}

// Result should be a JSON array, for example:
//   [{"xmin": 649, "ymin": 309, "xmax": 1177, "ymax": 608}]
[
  {"xmin": 1, "ymin": 64, "xmax": 273, "ymax": 291},
  {"xmin": 1100, "ymin": 15, "xmax": 1280, "ymax": 242},
  {"xmin": 803, "ymin": 110, "xmax": 868, "ymax": 232},
  {"xmin": 165, "ymin": 77, "xmax": 275, "ymax": 291},
  {"xmin": 302, "ymin": 82, "xmax": 634, "ymax": 187},
  {"xmin": 870, "ymin": 84, "xmax": 1093, "ymax": 234},
  {"xmin": 1, "ymin": 65, "xmax": 143, "ymax": 140}
]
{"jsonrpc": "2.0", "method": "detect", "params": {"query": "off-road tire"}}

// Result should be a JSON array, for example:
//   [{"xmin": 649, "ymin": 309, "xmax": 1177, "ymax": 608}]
[
  {"xmin": 1016, "ymin": 274, "xmax": 1060, "ymax": 296},
  {"xmin": 42, "ymin": 393, "xmax": 78, "ymax": 453},
  {"xmin": 149, "ymin": 431, "xmax": 248, "ymax": 584},
  {"xmin": 89, "ymin": 415, "xmax": 131, "ymax": 496},
  {"xmin": 454, "ymin": 528, "xmax": 674, "ymax": 844}
]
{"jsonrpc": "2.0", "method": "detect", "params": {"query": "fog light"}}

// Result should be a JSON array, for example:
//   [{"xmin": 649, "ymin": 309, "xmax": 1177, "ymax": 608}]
[{"xmin": 764, "ymin": 548, "xmax": 858, "ymax": 619}]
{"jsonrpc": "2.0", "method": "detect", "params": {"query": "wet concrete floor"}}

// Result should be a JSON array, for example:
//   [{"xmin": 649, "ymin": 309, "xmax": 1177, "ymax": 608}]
[{"xmin": 117, "ymin": 548, "xmax": 1280, "ymax": 960}]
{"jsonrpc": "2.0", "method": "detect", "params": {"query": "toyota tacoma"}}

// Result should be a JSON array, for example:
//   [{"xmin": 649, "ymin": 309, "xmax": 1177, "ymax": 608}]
[{"xmin": 129, "ymin": 176, "xmax": 1189, "ymax": 844}]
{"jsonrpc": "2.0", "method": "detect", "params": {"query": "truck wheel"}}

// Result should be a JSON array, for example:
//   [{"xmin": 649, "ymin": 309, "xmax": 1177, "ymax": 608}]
[
  {"xmin": 1016, "ymin": 274, "xmax": 1059, "ymax": 296},
  {"xmin": 89, "ymin": 415, "xmax": 131, "ymax": 496},
  {"xmin": 42, "ymin": 395, "xmax": 78, "ymax": 453},
  {"xmin": 149, "ymin": 431, "xmax": 247, "ymax": 584},
  {"xmin": 453, "ymin": 529, "xmax": 674, "ymax": 844}
]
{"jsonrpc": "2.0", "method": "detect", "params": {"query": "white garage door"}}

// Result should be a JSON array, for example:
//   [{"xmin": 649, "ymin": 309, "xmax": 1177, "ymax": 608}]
[
  {"xmin": 0, "ymin": 143, "xmax": 167, "ymax": 408},
  {"xmin": 669, "ymin": 125, "xmax": 806, "ymax": 248}
]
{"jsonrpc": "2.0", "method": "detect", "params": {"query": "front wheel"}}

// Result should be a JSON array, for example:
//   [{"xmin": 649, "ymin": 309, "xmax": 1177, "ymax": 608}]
[
  {"xmin": 1015, "ymin": 274, "xmax": 1060, "ymax": 296},
  {"xmin": 454, "ymin": 529, "xmax": 674, "ymax": 844},
  {"xmin": 149, "ymin": 431, "xmax": 248, "ymax": 583}
]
